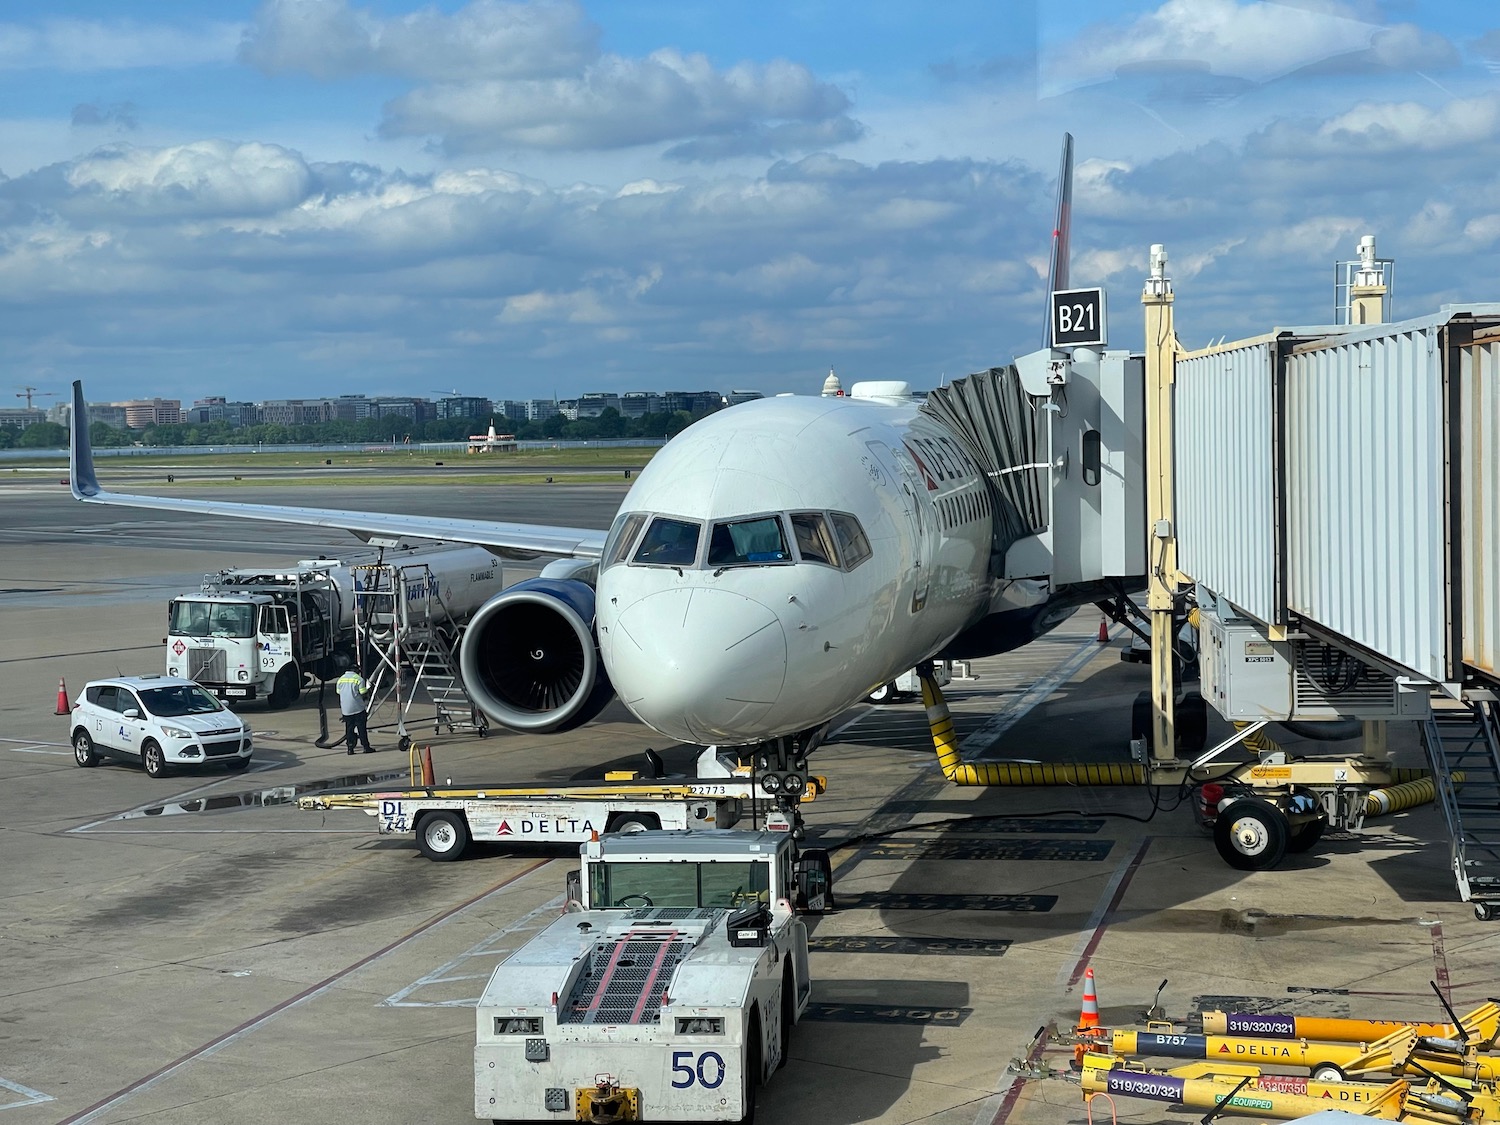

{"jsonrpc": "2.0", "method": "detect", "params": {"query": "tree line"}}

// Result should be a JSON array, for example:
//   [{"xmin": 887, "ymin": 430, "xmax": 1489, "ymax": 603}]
[{"xmin": 0, "ymin": 407, "xmax": 715, "ymax": 450}]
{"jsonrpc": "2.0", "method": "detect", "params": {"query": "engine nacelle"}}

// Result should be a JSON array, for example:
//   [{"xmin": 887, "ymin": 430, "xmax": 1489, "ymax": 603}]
[{"xmin": 458, "ymin": 578, "xmax": 614, "ymax": 733}]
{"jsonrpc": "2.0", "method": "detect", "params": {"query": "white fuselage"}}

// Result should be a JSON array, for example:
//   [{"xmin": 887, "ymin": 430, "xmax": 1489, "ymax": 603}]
[{"xmin": 596, "ymin": 393, "xmax": 1003, "ymax": 745}]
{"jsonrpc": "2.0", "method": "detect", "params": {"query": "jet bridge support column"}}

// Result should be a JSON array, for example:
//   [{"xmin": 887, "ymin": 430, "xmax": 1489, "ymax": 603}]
[{"xmin": 1141, "ymin": 245, "xmax": 1181, "ymax": 768}]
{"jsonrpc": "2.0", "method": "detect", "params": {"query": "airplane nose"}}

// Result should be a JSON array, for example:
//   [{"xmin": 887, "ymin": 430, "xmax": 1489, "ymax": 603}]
[{"xmin": 609, "ymin": 587, "xmax": 787, "ymax": 744}]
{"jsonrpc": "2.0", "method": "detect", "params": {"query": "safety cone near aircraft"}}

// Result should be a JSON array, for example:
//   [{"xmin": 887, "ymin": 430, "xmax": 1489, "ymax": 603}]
[
  {"xmin": 1097, "ymin": 620, "xmax": 1109, "ymax": 643},
  {"xmin": 54, "ymin": 678, "xmax": 70, "ymax": 715},
  {"xmin": 1079, "ymin": 967, "xmax": 1102, "ymax": 1029}
]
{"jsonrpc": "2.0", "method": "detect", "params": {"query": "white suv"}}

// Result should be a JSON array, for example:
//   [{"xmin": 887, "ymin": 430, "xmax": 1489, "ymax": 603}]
[{"xmin": 70, "ymin": 675, "xmax": 253, "ymax": 779}]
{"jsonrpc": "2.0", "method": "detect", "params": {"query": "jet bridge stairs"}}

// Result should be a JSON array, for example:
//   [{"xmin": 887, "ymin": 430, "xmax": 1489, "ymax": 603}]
[{"xmin": 1424, "ymin": 701, "xmax": 1500, "ymax": 918}]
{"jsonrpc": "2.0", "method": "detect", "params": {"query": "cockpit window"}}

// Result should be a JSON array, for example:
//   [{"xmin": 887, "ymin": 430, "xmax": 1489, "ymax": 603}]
[
  {"xmin": 632, "ymin": 517, "xmax": 701, "ymax": 566},
  {"xmin": 708, "ymin": 515, "xmax": 791, "ymax": 567},
  {"xmin": 829, "ymin": 512, "xmax": 872, "ymax": 570},
  {"xmin": 790, "ymin": 512, "xmax": 840, "ymax": 567},
  {"xmin": 603, "ymin": 512, "xmax": 649, "ymax": 569}
]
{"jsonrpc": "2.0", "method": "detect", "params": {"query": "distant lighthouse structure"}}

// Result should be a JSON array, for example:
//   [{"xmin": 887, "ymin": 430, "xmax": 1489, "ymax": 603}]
[{"xmin": 467, "ymin": 420, "xmax": 518, "ymax": 453}]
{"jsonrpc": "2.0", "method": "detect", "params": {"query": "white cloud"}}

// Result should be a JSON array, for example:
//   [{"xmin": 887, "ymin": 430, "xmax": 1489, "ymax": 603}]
[
  {"xmin": 240, "ymin": 0, "xmax": 594, "ymax": 81},
  {"xmin": 0, "ymin": 18, "xmax": 239, "ymax": 71},
  {"xmin": 241, "ymin": 0, "xmax": 856, "ymax": 158},
  {"xmin": 1316, "ymin": 94, "xmax": 1500, "ymax": 151},
  {"xmin": 1042, "ymin": 0, "xmax": 1457, "ymax": 97},
  {"xmin": 58, "ymin": 141, "xmax": 315, "ymax": 219},
  {"xmin": 380, "ymin": 48, "xmax": 855, "ymax": 155}
]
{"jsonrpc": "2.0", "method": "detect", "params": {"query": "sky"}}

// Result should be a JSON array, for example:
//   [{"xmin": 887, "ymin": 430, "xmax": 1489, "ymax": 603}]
[{"xmin": 2, "ymin": 0, "xmax": 1498, "ymax": 405}]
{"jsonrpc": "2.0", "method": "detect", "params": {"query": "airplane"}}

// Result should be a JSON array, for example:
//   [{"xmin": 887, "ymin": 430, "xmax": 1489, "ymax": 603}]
[{"xmin": 66, "ymin": 135, "xmax": 1127, "ymax": 763}]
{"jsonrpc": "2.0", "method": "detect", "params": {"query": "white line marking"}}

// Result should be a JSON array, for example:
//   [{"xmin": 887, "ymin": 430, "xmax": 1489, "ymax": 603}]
[
  {"xmin": 382, "ymin": 891, "xmax": 565, "ymax": 1008},
  {"xmin": 0, "ymin": 737, "xmax": 67, "ymax": 746},
  {"xmin": 4, "ymin": 745, "xmax": 70, "ymax": 756},
  {"xmin": 0, "ymin": 1076, "xmax": 55, "ymax": 1109},
  {"xmin": 826, "ymin": 706, "xmax": 873, "ymax": 739},
  {"xmin": 962, "ymin": 638, "xmax": 1104, "ymax": 758},
  {"xmin": 1056, "ymin": 843, "xmax": 1142, "ymax": 991},
  {"xmin": 62, "ymin": 860, "xmax": 552, "ymax": 1125}
]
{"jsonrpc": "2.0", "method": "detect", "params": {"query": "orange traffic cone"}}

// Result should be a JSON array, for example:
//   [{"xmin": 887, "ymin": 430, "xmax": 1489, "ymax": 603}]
[
  {"xmin": 1078, "ymin": 966, "xmax": 1101, "ymax": 1029},
  {"xmin": 54, "ymin": 678, "xmax": 71, "ymax": 715},
  {"xmin": 1096, "ymin": 619, "xmax": 1109, "ymax": 643},
  {"xmin": 420, "ymin": 745, "xmax": 435, "ymax": 787}
]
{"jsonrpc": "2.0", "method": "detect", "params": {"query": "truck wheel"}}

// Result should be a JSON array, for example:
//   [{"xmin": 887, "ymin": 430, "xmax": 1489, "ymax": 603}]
[
  {"xmin": 73, "ymin": 730, "xmax": 98, "ymax": 767},
  {"xmin": 741, "ymin": 1014, "xmax": 761, "ymax": 1124},
  {"xmin": 142, "ymin": 741, "xmax": 169, "ymax": 779},
  {"xmin": 1213, "ymin": 798, "xmax": 1289, "ymax": 870},
  {"xmin": 866, "ymin": 682, "xmax": 896, "ymax": 704},
  {"xmin": 608, "ymin": 813, "xmax": 659, "ymax": 834},
  {"xmin": 777, "ymin": 965, "xmax": 795, "ymax": 1068},
  {"xmin": 416, "ymin": 810, "xmax": 470, "ymax": 861},
  {"xmin": 267, "ymin": 665, "xmax": 301, "ymax": 710}
]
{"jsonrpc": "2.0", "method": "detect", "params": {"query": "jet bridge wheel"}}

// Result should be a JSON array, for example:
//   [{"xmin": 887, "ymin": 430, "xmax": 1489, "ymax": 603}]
[
  {"xmin": 1213, "ymin": 797, "xmax": 1290, "ymax": 871},
  {"xmin": 416, "ymin": 810, "xmax": 470, "ymax": 861},
  {"xmin": 1287, "ymin": 815, "xmax": 1327, "ymax": 853}
]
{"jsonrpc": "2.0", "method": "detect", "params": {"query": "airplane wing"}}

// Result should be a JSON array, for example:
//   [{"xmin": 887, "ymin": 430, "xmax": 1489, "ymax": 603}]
[{"xmin": 67, "ymin": 382, "xmax": 608, "ymax": 560}]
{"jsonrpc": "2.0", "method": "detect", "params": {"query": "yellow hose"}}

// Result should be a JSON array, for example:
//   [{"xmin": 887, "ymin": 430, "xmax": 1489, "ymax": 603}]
[
  {"xmin": 915, "ymin": 668, "xmax": 1452, "ymax": 803},
  {"xmin": 918, "ymin": 669, "xmax": 1147, "ymax": 786}
]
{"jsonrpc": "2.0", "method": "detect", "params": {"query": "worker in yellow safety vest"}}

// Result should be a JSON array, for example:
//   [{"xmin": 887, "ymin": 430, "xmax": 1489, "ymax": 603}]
[{"xmin": 337, "ymin": 669, "xmax": 375, "ymax": 755}]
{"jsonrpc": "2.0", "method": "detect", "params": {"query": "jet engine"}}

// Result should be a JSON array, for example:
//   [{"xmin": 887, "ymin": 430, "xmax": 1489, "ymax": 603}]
[{"xmin": 458, "ymin": 578, "xmax": 614, "ymax": 733}]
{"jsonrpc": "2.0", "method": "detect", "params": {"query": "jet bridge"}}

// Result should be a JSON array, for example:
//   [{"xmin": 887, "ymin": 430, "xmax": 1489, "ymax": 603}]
[
  {"xmin": 1140, "ymin": 238, "xmax": 1500, "ymax": 913},
  {"xmin": 921, "ymin": 346, "xmax": 1148, "ymax": 589}
]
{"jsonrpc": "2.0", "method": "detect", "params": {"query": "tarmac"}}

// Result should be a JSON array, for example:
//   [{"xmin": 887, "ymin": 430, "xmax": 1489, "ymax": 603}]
[{"xmin": 0, "ymin": 472, "xmax": 1493, "ymax": 1125}]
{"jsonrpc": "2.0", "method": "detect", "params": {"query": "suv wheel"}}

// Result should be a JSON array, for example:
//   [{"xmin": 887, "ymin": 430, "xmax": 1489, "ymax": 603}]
[
  {"xmin": 73, "ymin": 730, "xmax": 98, "ymax": 768},
  {"xmin": 142, "ymin": 740, "xmax": 169, "ymax": 779}
]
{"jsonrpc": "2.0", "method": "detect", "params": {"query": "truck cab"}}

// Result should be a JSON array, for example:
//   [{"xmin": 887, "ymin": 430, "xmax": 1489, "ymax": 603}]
[
  {"xmin": 475, "ymin": 830, "xmax": 830, "ymax": 1123},
  {"xmin": 167, "ymin": 580, "xmax": 342, "ymax": 708}
]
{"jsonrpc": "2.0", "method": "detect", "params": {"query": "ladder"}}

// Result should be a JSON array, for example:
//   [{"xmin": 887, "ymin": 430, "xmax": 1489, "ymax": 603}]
[
  {"xmin": 1422, "ymin": 700, "xmax": 1500, "ymax": 919},
  {"xmin": 353, "ymin": 563, "xmax": 488, "ymax": 748}
]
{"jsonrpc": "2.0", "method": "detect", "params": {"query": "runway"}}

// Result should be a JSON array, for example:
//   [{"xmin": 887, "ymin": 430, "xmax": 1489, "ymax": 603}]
[{"xmin": 0, "ymin": 473, "xmax": 1490, "ymax": 1125}]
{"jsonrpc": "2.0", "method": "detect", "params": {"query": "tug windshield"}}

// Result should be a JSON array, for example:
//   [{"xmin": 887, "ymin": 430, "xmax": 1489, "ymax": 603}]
[{"xmin": 592, "ymin": 861, "xmax": 771, "ymax": 910}]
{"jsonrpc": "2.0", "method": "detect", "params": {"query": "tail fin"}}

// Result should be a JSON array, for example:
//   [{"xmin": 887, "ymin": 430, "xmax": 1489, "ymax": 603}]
[
  {"xmin": 1042, "ymin": 132, "xmax": 1074, "ymax": 350},
  {"xmin": 69, "ymin": 381, "xmax": 101, "ymax": 498}
]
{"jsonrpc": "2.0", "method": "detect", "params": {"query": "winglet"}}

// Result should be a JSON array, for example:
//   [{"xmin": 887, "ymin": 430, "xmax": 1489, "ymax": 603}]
[
  {"xmin": 1041, "ymin": 132, "xmax": 1074, "ymax": 350},
  {"xmin": 69, "ymin": 381, "xmax": 101, "ymax": 499}
]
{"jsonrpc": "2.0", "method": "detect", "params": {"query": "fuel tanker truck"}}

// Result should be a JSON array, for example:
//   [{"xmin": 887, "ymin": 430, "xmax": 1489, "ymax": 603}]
[{"xmin": 165, "ymin": 545, "xmax": 506, "ymax": 709}]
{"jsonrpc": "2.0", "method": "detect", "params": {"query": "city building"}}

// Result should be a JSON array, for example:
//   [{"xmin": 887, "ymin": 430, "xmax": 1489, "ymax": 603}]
[
  {"xmin": 525, "ymin": 399, "xmax": 559, "ymax": 422},
  {"xmin": 495, "ymin": 399, "xmax": 528, "ymax": 425},
  {"xmin": 259, "ymin": 399, "xmax": 336, "ymax": 426},
  {"xmin": 556, "ymin": 399, "xmax": 579, "ymax": 421},
  {"xmin": 332, "ymin": 395, "xmax": 371, "ymax": 422},
  {"xmin": 661, "ymin": 391, "xmax": 723, "ymax": 415},
  {"xmin": 123, "ymin": 399, "xmax": 182, "ymax": 428},
  {"xmin": 0, "ymin": 407, "xmax": 45, "ymax": 429},
  {"xmin": 576, "ymin": 392, "xmax": 622, "ymax": 418},
  {"xmin": 619, "ymin": 392, "xmax": 663, "ymax": 418},
  {"xmin": 188, "ymin": 397, "xmax": 259, "ymax": 426},
  {"xmin": 726, "ymin": 389, "xmax": 764, "ymax": 406},
  {"xmin": 438, "ymin": 396, "xmax": 491, "ymax": 420},
  {"xmin": 370, "ymin": 396, "xmax": 432, "ymax": 422}
]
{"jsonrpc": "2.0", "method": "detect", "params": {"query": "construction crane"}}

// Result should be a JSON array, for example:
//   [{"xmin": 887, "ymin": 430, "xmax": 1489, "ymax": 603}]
[{"xmin": 16, "ymin": 386, "xmax": 55, "ymax": 410}]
